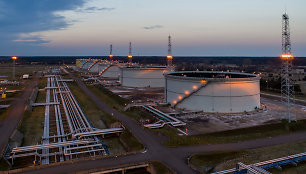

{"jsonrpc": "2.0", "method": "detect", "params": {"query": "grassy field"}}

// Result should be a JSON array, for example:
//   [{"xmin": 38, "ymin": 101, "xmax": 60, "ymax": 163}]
[
  {"xmin": 261, "ymin": 90, "xmax": 306, "ymax": 101},
  {"xmin": 157, "ymin": 120, "xmax": 306, "ymax": 147},
  {"xmin": 0, "ymin": 65, "xmax": 45, "ymax": 80},
  {"xmin": 150, "ymin": 161, "xmax": 174, "ymax": 174},
  {"xmin": 120, "ymin": 129, "xmax": 144, "ymax": 152},
  {"xmin": 0, "ymin": 108, "xmax": 10, "ymax": 121},
  {"xmin": 17, "ymin": 109, "xmax": 44, "ymax": 146},
  {"xmin": 87, "ymin": 85, "xmax": 154, "ymax": 120},
  {"xmin": 16, "ymin": 78, "xmax": 46, "ymax": 146},
  {"xmin": 190, "ymin": 141, "xmax": 306, "ymax": 173}
]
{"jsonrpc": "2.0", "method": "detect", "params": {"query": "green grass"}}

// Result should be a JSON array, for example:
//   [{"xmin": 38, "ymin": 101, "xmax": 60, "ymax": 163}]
[
  {"xmin": 120, "ymin": 129, "xmax": 144, "ymax": 152},
  {"xmin": 17, "ymin": 109, "xmax": 44, "ymax": 146},
  {"xmin": 87, "ymin": 85, "xmax": 154, "ymax": 121},
  {"xmin": 0, "ymin": 65, "xmax": 45, "ymax": 80},
  {"xmin": 150, "ymin": 161, "xmax": 174, "ymax": 174},
  {"xmin": 161, "ymin": 120, "xmax": 306, "ymax": 147},
  {"xmin": 190, "ymin": 141, "xmax": 306, "ymax": 173},
  {"xmin": 37, "ymin": 77, "xmax": 47, "ymax": 89},
  {"xmin": 261, "ymin": 90, "xmax": 306, "ymax": 101},
  {"xmin": 0, "ymin": 158, "xmax": 10, "ymax": 171},
  {"xmin": 0, "ymin": 108, "xmax": 10, "ymax": 120}
]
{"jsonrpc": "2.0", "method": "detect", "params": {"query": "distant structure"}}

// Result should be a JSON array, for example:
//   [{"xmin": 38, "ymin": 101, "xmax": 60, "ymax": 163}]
[
  {"xmin": 280, "ymin": 13, "xmax": 295, "ymax": 122},
  {"xmin": 128, "ymin": 42, "xmax": 132, "ymax": 64},
  {"xmin": 167, "ymin": 35, "xmax": 173, "ymax": 67},
  {"xmin": 109, "ymin": 44, "xmax": 113, "ymax": 59}
]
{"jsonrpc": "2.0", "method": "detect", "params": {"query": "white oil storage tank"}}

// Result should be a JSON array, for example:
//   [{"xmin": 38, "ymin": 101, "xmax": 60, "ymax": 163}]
[
  {"xmin": 165, "ymin": 71, "xmax": 260, "ymax": 113},
  {"xmin": 120, "ymin": 66, "xmax": 168, "ymax": 88}
]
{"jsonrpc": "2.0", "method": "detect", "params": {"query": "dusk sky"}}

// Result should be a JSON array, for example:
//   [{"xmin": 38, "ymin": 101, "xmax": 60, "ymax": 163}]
[{"xmin": 0, "ymin": 0, "xmax": 305, "ymax": 56}]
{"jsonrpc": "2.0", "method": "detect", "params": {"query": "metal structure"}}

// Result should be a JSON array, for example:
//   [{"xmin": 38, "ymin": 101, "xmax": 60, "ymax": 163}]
[
  {"xmin": 167, "ymin": 35, "xmax": 173, "ymax": 67},
  {"xmin": 109, "ymin": 44, "xmax": 113, "ymax": 59},
  {"xmin": 9, "ymin": 75, "xmax": 123, "ymax": 165},
  {"xmin": 165, "ymin": 71, "xmax": 261, "ymax": 113},
  {"xmin": 142, "ymin": 105, "xmax": 185, "ymax": 128},
  {"xmin": 280, "ymin": 13, "xmax": 295, "ymax": 122},
  {"xmin": 212, "ymin": 151, "xmax": 306, "ymax": 174},
  {"xmin": 128, "ymin": 42, "xmax": 132, "ymax": 64}
]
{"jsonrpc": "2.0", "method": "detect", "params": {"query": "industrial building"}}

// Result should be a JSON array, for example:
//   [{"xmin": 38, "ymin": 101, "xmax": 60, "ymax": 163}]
[
  {"xmin": 165, "ymin": 71, "xmax": 260, "ymax": 113},
  {"xmin": 119, "ymin": 66, "xmax": 168, "ymax": 88}
]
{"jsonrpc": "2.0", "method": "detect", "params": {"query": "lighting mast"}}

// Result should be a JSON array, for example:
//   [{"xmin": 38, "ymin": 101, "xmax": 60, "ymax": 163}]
[
  {"xmin": 109, "ymin": 44, "xmax": 113, "ymax": 59},
  {"xmin": 128, "ymin": 42, "xmax": 132, "ymax": 64},
  {"xmin": 167, "ymin": 35, "xmax": 173, "ymax": 67},
  {"xmin": 280, "ymin": 13, "xmax": 295, "ymax": 122}
]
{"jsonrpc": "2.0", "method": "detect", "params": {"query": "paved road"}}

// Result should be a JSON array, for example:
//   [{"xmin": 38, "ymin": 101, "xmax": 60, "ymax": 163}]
[
  {"xmin": 0, "ymin": 74, "xmax": 39, "ymax": 157},
  {"xmin": 17, "ymin": 71, "xmax": 306, "ymax": 174}
]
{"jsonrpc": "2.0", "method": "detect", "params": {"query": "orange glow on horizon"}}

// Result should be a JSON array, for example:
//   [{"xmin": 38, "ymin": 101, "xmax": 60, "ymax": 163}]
[
  {"xmin": 109, "ymin": 54, "xmax": 113, "ymax": 58},
  {"xmin": 12, "ymin": 56, "xmax": 17, "ymax": 60},
  {"xmin": 167, "ymin": 55, "xmax": 173, "ymax": 59},
  {"xmin": 281, "ymin": 54, "xmax": 294, "ymax": 60},
  {"xmin": 128, "ymin": 55, "xmax": 132, "ymax": 58}
]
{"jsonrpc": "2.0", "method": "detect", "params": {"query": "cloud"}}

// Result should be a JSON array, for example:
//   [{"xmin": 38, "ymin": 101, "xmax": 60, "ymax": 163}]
[
  {"xmin": 0, "ymin": 0, "xmax": 86, "ymax": 51},
  {"xmin": 143, "ymin": 25, "xmax": 163, "ymax": 30},
  {"xmin": 82, "ymin": 7, "xmax": 115, "ymax": 13}
]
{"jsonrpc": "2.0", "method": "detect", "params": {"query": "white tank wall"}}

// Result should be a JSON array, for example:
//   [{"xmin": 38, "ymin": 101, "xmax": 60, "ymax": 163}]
[
  {"xmin": 166, "ymin": 76, "xmax": 260, "ymax": 113},
  {"xmin": 120, "ymin": 67, "xmax": 167, "ymax": 87},
  {"xmin": 102, "ymin": 65, "xmax": 120, "ymax": 78}
]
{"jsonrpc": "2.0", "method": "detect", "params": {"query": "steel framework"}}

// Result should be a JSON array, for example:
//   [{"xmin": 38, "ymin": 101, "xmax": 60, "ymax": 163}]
[
  {"xmin": 167, "ymin": 35, "xmax": 173, "ymax": 67},
  {"xmin": 280, "ymin": 13, "xmax": 295, "ymax": 122},
  {"xmin": 128, "ymin": 42, "xmax": 132, "ymax": 64},
  {"xmin": 109, "ymin": 44, "xmax": 113, "ymax": 59}
]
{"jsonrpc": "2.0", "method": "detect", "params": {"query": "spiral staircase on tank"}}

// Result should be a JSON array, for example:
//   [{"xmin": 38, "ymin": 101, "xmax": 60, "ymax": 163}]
[
  {"xmin": 87, "ymin": 60, "xmax": 101, "ymax": 72},
  {"xmin": 173, "ymin": 80, "xmax": 210, "ymax": 108},
  {"xmin": 99, "ymin": 65, "xmax": 113, "ymax": 76}
]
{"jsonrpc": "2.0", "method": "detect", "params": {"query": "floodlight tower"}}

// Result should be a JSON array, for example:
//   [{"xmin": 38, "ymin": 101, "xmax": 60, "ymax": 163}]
[
  {"xmin": 280, "ymin": 13, "xmax": 295, "ymax": 122},
  {"xmin": 109, "ymin": 44, "xmax": 113, "ymax": 59},
  {"xmin": 12, "ymin": 56, "xmax": 17, "ymax": 80},
  {"xmin": 128, "ymin": 42, "xmax": 132, "ymax": 64},
  {"xmin": 167, "ymin": 35, "xmax": 173, "ymax": 67}
]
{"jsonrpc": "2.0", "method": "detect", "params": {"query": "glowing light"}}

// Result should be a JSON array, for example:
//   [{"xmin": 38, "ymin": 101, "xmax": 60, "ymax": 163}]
[
  {"xmin": 281, "ymin": 54, "xmax": 294, "ymax": 59},
  {"xmin": 128, "ymin": 55, "xmax": 133, "ymax": 58},
  {"xmin": 178, "ymin": 96, "xmax": 182, "ymax": 100},
  {"xmin": 167, "ymin": 55, "xmax": 173, "ymax": 59},
  {"xmin": 173, "ymin": 100, "xmax": 177, "ymax": 104},
  {"xmin": 12, "ymin": 56, "xmax": 17, "ymax": 60},
  {"xmin": 109, "ymin": 54, "xmax": 113, "ymax": 58},
  {"xmin": 192, "ymin": 85, "xmax": 198, "ymax": 90},
  {"xmin": 184, "ymin": 90, "xmax": 190, "ymax": 95},
  {"xmin": 200, "ymin": 80, "xmax": 207, "ymax": 84}
]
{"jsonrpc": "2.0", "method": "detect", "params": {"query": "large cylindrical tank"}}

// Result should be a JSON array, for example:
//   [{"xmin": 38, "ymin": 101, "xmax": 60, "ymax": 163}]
[
  {"xmin": 120, "ymin": 66, "xmax": 168, "ymax": 88},
  {"xmin": 165, "ymin": 71, "xmax": 260, "ymax": 113}
]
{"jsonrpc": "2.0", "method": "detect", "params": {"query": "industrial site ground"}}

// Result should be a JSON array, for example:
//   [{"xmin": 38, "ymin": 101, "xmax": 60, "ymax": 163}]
[
  {"xmin": 0, "ymin": 64, "xmax": 306, "ymax": 174},
  {"xmin": 93, "ymin": 76, "xmax": 306, "ymax": 136}
]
